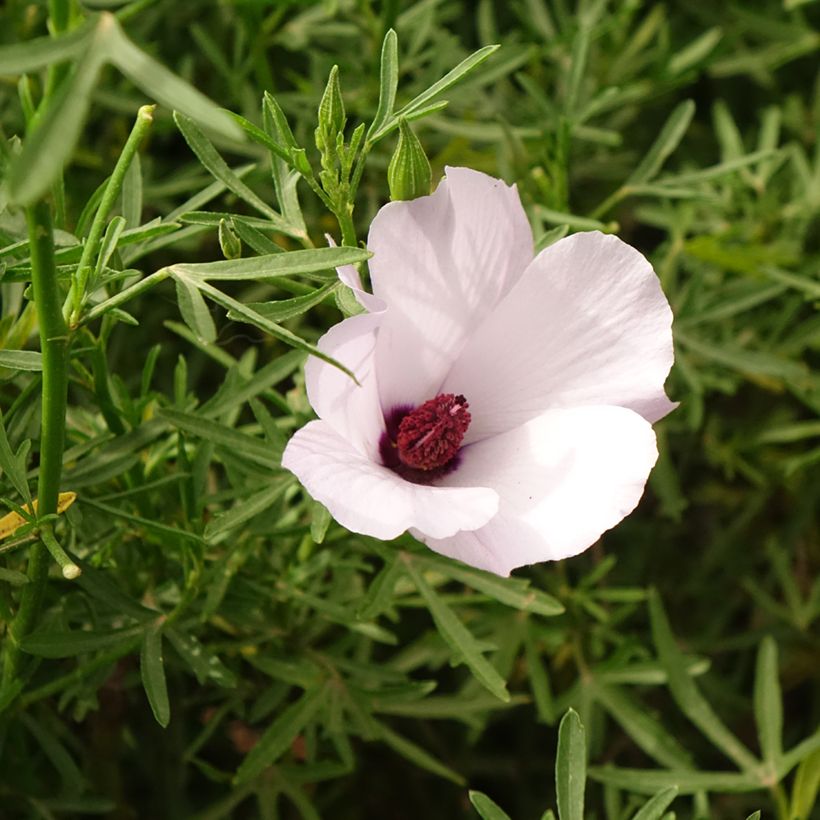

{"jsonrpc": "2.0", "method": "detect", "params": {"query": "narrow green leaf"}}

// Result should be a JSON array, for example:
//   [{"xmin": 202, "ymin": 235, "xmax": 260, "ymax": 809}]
[
  {"xmin": 592, "ymin": 681, "xmax": 692, "ymax": 769},
  {"xmin": 627, "ymin": 101, "xmax": 695, "ymax": 186},
  {"xmin": 194, "ymin": 280, "xmax": 357, "ymax": 379},
  {"xmin": 168, "ymin": 246, "xmax": 370, "ymax": 281},
  {"xmin": 378, "ymin": 722, "xmax": 465, "ymax": 784},
  {"xmin": 418, "ymin": 556, "xmax": 564, "ymax": 616},
  {"xmin": 309, "ymin": 500, "xmax": 332, "ymax": 544},
  {"xmin": 649, "ymin": 590, "xmax": 760, "ymax": 772},
  {"xmin": 469, "ymin": 791, "xmax": 512, "ymax": 820},
  {"xmin": 140, "ymin": 624, "xmax": 170, "ymax": 727},
  {"xmin": 668, "ymin": 27, "xmax": 722, "ymax": 75},
  {"xmin": 204, "ymin": 478, "xmax": 292, "ymax": 540},
  {"xmin": 159, "ymin": 408, "xmax": 280, "ymax": 471},
  {"xmin": 745, "ymin": 813, "xmax": 762, "ymax": 820},
  {"xmin": 405, "ymin": 560, "xmax": 510, "ymax": 702},
  {"xmin": 556, "ymin": 709, "xmax": 586, "ymax": 820},
  {"xmin": 173, "ymin": 112, "xmax": 283, "ymax": 225},
  {"xmin": 0, "ymin": 350, "xmax": 43, "ymax": 371},
  {"xmin": 631, "ymin": 787, "xmax": 679, "ymax": 820},
  {"xmin": 227, "ymin": 111, "xmax": 290, "ymax": 162},
  {"xmin": 790, "ymin": 749, "xmax": 820, "ymax": 820},
  {"xmin": 107, "ymin": 18, "xmax": 241, "ymax": 143},
  {"xmin": 174, "ymin": 272, "xmax": 217, "ymax": 343},
  {"xmin": 9, "ymin": 45, "xmax": 107, "ymax": 204},
  {"xmin": 373, "ymin": 45, "xmax": 499, "ymax": 141},
  {"xmin": 235, "ymin": 685, "xmax": 326, "ymax": 783},
  {"xmin": 166, "ymin": 628, "xmax": 236, "ymax": 688},
  {"xmin": 21, "ymin": 624, "xmax": 144, "ymax": 657},
  {"xmin": 0, "ymin": 18, "xmax": 94, "ymax": 74},
  {"xmin": 357, "ymin": 555, "xmax": 406, "ymax": 620},
  {"xmin": 0, "ymin": 412, "xmax": 31, "ymax": 504},
  {"xmin": 234, "ymin": 282, "xmax": 338, "ymax": 324},
  {"xmin": 20, "ymin": 713, "xmax": 86, "ymax": 796},
  {"xmin": 754, "ymin": 636, "xmax": 783, "ymax": 769},
  {"xmin": 368, "ymin": 28, "xmax": 399, "ymax": 141},
  {"xmin": 588, "ymin": 766, "xmax": 760, "ymax": 794}
]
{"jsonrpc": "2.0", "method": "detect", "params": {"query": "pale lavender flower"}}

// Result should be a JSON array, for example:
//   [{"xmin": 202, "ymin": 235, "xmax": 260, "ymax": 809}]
[{"xmin": 283, "ymin": 167, "xmax": 675, "ymax": 576}]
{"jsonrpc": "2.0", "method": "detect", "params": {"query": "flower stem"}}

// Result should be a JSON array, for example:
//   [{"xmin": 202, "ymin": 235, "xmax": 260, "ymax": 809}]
[
  {"xmin": 64, "ymin": 105, "xmax": 155, "ymax": 327},
  {"xmin": 1, "ymin": 200, "xmax": 69, "ymax": 692}
]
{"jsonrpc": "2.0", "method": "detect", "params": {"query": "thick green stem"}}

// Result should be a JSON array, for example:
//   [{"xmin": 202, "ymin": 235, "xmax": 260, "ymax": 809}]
[
  {"xmin": 2, "ymin": 201, "xmax": 69, "ymax": 690},
  {"xmin": 65, "ymin": 105, "xmax": 155, "ymax": 326}
]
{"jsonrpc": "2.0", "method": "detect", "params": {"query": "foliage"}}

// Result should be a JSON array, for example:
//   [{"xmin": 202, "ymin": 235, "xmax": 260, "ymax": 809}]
[{"xmin": 0, "ymin": 0, "xmax": 818, "ymax": 818}]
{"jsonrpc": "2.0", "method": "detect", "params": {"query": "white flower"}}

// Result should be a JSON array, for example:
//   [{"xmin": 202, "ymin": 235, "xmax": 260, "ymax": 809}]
[{"xmin": 282, "ymin": 167, "xmax": 675, "ymax": 576}]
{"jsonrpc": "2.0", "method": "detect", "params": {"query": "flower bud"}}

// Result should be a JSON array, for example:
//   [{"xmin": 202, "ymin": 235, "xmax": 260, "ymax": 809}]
[
  {"xmin": 316, "ymin": 65, "xmax": 346, "ymax": 153},
  {"xmin": 387, "ymin": 118, "xmax": 432, "ymax": 201},
  {"xmin": 218, "ymin": 219, "xmax": 241, "ymax": 260}
]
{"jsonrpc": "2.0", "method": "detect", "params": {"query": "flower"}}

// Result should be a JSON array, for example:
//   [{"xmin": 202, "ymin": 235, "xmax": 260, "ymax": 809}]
[{"xmin": 282, "ymin": 167, "xmax": 675, "ymax": 576}]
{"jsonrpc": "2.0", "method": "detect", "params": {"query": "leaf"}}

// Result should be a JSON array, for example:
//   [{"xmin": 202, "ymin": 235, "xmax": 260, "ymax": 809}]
[
  {"xmin": 168, "ymin": 246, "xmax": 370, "ymax": 281},
  {"xmin": 9, "ymin": 42, "xmax": 107, "ymax": 204},
  {"xmin": 0, "ymin": 18, "xmax": 94, "ymax": 71},
  {"xmin": 372, "ymin": 45, "xmax": 500, "ymax": 141},
  {"xmin": 166, "ymin": 628, "xmax": 236, "ymax": 688},
  {"xmin": 235, "ymin": 282, "xmax": 338, "ymax": 324},
  {"xmin": 159, "ymin": 408, "xmax": 281, "ymax": 471},
  {"xmin": 591, "ymin": 681, "xmax": 692, "ymax": 769},
  {"xmin": 173, "ymin": 112, "xmax": 285, "ymax": 227},
  {"xmin": 235, "ymin": 685, "xmax": 326, "ymax": 783},
  {"xmin": 140, "ymin": 624, "xmax": 170, "ymax": 727},
  {"xmin": 631, "ymin": 787, "xmax": 679, "ymax": 820},
  {"xmin": 790, "ymin": 750, "xmax": 820, "ymax": 820},
  {"xmin": 357, "ymin": 555, "xmax": 406, "ymax": 620},
  {"xmin": 0, "ymin": 350, "xmax": 43, "ymax": 371},
  {"xmin": 754, "ymin": 636, "xmax": 783, "ymax": 769},
  {"xmin": 0, "ymin": 492, "xmax": 77, "ymax": 541},
  {"xmin": 174, "ymin": 272, "xmax": 217, "ymax": 343},
  {"xmin": 204, "ymin": 478, "xmax": 292, "ymax": 540},
  {"xmin": 626, "ymin": 101, "xmax": 695, "ymax": 186},
  {"xmin": 107, "ymin": 18, "xmax": 241, "ymax": 143},
  {"xmin": 0, "ymin": 414, "xmax": 31, "ymax": 503},
  {"xmin": 418, "ymin": 555, "xmax": 564, "ymax": 616},
  {"xmin": 21, "ymin": 623, "xmax": 144, "ymax": 657},
  {"xmin": 405, "ymin": 560, "xmax": 509, "ymax": 702},
  {"xmin": 649, "ymin": 589, "xmax": 760, "ymax": 773},
  {"xmin": 378, "ymin": 722, "xmax": 464, "ymax": 785},
  {"xmin": 588, "ymin": 766, "xmax": 760, "ymax": 795},
  {"xmin": 469, "ymin": 791, "xmax": 512, "ymax": 820},
  {"xmin": 20, "ymin": 713, "xmax": 87, "ymax": 796},
  {"xmin": 556, "ymin": 709, "xmax": 586, "ymax": 820},
  {"xmin": 367, "ymin": 29, "xmax": 399, "ymax": 141}
]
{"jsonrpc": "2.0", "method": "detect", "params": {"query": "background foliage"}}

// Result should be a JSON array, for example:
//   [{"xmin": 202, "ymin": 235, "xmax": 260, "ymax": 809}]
[{"xmin": 0, "ymin": 0, "xmax": 819, "ymax": 818}]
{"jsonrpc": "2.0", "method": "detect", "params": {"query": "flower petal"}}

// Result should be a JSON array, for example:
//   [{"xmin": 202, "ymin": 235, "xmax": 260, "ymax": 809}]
[
  {"xmin": 442, "ymin": 231, "xmax": 675, "ymax": 443},
  {"xmin": 305, "ymin": 313, "xmax": 384, "ymax": 458},
  {"xmin": 415, "ymin": 405, "xmax": 658, "ymax": 576},
  {"xmin": 282, "ymin": 420, "xmax": 500, "ymax": 540},
  {"xmin": 368, "ymin": 166, "xmax": 533, "ymax": 412}
]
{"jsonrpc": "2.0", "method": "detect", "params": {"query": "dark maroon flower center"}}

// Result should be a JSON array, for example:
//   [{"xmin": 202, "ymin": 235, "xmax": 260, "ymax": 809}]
[{"xmin": 379, "ymin": 394, "xmax": 471, "ymax": 484}]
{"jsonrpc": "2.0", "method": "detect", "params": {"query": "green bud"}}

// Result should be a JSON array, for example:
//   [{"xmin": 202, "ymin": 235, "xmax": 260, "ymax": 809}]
[
  {"xmin": 218, "ymin": 218, "xmax": 242, "ymax": 260},
  {"xmin": 387, "ymin": 118, "xmax": 432, "ymax": 201},
  {"xmin": 316, "ymin": 65, "xmax": 346, "ymax": 152},
  {"xmin": 290, "ymin": 147, "xmax": 313, "ymax": 178}
]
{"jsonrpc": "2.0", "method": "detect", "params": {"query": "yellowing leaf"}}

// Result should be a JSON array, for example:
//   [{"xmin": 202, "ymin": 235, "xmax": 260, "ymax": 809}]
[{"xmin": 0, "ymin": 492, "xmax": 77, "ymax": 540}]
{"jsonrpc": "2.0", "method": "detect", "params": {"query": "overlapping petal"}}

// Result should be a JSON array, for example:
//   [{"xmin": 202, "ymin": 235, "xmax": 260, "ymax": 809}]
[
  {"xmin": 416, "ymin": 406, "xmax": 659, "ymax": 575},
  {"xmin": 368, "ymin": 166, "xmax": 534, "ymax": 412},
  {"xmin": 304, "ymin": 312, "xmax": 385, "ymax": 458},
  {"xmin": 442, "ymin": 231, "xmax": 675, "ymax": 443},
  {"xmin": 282, "ymin": 420, "xmax": 500, "ymax": 540}
]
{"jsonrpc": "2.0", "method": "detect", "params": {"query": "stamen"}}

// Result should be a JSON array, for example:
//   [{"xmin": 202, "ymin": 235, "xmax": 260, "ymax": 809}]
[{"xmin": 396, "ymin": 394, "xmax": 471, "ymax": 471}]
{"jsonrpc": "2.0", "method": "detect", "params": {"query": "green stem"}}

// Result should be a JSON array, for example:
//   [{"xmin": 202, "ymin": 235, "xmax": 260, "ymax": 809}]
[
  {"xmin": 1, "ymin": 200, "xmax": 69, "ymax": 691},
  {"xmin": 65, "ymin": 105, "xmax": 155, "ymax": 326},
  {"xmin": 78, "ymin": 268, "xmax": 171, "ymax": 327}
]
